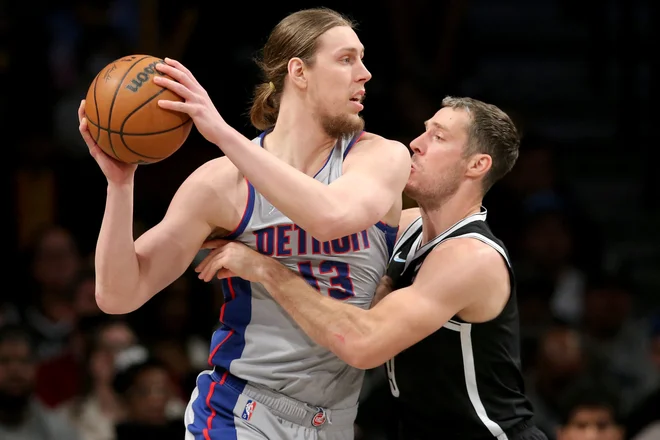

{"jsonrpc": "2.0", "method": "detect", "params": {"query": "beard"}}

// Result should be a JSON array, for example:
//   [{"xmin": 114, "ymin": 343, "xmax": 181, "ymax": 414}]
[
  {"xmin": 404, "ymin": 166, "xmax": 462, "ymax": 211},
  {"xmin": 318, "ymin": 111, "xmax": 365, "ymax": 139}
]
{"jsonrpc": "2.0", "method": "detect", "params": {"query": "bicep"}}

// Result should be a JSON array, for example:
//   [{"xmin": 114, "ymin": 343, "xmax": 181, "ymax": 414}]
[
  {"xmin": 362, "ymin": 242, "xmax": 493, "ymax": 366},
  {"xmin": 134, "ymin": 162, "xmax": 240, "ymax": 297},
  {"xmin": 329, "ymin": 141, "xmax": 410, "ymax": 222},
  {"xmin": 365, "ymin": 283, "xmax": 456, "ymax": 365},
  {"xmin": 133, "ymin": 208, "xmax": 212, "ymax": 297}
]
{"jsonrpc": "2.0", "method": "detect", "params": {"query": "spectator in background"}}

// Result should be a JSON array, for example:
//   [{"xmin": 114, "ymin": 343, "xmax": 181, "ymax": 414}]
[
  {"xmin": 132, "ymin": 275, "xmax": 211, "ymax": 400},
  {"xmin": 112, "ymin": 347, "xmax": 184, "ymax": 440},
  {"xmin": 21, "ymin": 225, "xmax": 82, "ymax": 362},
  {"xmin": 0, "ymin": 324, "xmax": 80, "ymax": 440},
  {"xmin": 516, "ymin": 275, "xmax": 558, "ymax": 372},
  {"xmin": 579, "ymin": 273, "xmax": 656, "ymax": 414},
  {"xmin": 35, "ymin": 268, "xmax": 103, "ymax": 408},
  {"xmin": 625, "ymin": 312, "xmax": 660, "ymax": 440},
  {"xmin": 58, "ymin": 317, "xmax": 138, "ymax": 440},
  {"xmin": 515, "ymin": 209, "xmax": 587, "ymax": 325},
  {"xmin": 555, "ymin": 382, "xmax": 624, "ymax": 440},
  {"xmin": 485, "ymin": 135, "xmax": 602, "ymax": 267},
  {"xmin": 526, "ymin": 324, "xmax": 599, "ymax": 439}
]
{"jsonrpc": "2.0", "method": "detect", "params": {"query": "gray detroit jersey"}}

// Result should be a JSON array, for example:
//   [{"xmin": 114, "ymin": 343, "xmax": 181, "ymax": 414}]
[{"xmin": 207, "ymin": 131, "xmax": 398, "ymax": 409}]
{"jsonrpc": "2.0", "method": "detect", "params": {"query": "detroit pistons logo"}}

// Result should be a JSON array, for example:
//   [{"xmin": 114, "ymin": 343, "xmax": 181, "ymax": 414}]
[{"xmin": 312, "ymin": 408, "xmax": 327, "ymax": 427}]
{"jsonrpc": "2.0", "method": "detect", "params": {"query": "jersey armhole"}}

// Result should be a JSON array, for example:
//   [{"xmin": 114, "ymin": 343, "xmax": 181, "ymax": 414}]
[
  {"xmin": 391, "ymin": 217, "xmax": 423, "ymax": 261},
  {"xmin": 224, "ymin": 179, "xmax": 256, "ymax": 239}
]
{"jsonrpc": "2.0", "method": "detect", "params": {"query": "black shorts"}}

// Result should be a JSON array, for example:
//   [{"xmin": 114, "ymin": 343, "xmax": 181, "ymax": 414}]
[
  {"xmin": 510, "ymin": 422, "xmax": 548, "ymax": 440},
  {"xmin": 395, "ymin": 419, "xmax": 548, "ymax": 440}
]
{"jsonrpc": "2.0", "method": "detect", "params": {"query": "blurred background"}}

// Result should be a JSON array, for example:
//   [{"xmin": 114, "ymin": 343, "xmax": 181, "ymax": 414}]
[{"xmin": 1, "ymin": 0, "xmax": 658, "ymax": 439}]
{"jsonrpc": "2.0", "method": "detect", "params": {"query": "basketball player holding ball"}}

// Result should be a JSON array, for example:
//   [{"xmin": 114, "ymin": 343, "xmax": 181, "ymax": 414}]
[{"xmin": 78, "ymin": 8, "xmax": 410, "ymax": 440}]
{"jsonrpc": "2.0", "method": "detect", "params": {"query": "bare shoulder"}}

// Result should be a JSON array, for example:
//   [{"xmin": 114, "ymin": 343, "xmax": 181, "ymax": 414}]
[
  {"xmin": 185, "ymin": 156, "xmax": 241, "ymax": 188},
  {"xmin": 176, "ymin": 156, "xmax": 247, "ymax": 233},
  {"xmin": 354, "ymin": 132, "xmax": 410, "ymax": 159},
  {"xmin": 424, "ymin": 237, "xmax": 510, "ymax": 322},
  {"xmin": 430, "ymin": 237, "xmax": 506, "ymax": 272}
]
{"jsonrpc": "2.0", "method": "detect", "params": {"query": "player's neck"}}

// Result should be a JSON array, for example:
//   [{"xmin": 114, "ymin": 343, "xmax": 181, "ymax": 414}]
[
  {"xmin": 418, "ymin": 189, "xmax": 483, "ymax": 246},
  {"xmin": 264, "ymin": 106, "xmax": 336, "ymax": 175}
]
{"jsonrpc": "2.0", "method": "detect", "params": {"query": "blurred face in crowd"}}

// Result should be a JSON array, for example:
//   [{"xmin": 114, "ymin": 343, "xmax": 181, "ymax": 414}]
[
  {"xmin": 124, "ymin": 366, "xmax": 173, "ymax": 425},
  {"xmin": 32, "ymin": 227, "xmax": 81, "ymax": 293},
  {"xmin": 557, "ymin": 406, "xmax": 623, "ymax": 440},
  {"xmin": 90, "ymin": 322, "xmax": 137, "ymax": 384},
  {"xmin": 536, "ymin": 327, "xmax": 584, "ymax": 394},
  {"xmin": 0, "ymin": 338, "xmax": 36, "ymax": 411},
  {"xmin": 521, "ymin": 212, "xmax": 573, "ymax": 272}
]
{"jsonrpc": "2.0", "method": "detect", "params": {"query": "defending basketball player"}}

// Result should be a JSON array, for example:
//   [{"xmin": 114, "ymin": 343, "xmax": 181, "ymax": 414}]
[
  {"xmin": 77, "ymin": 8, "xmax": 410, "ymax": 440},
  {"xmin": 197, "ymin": 97, "xmax": 549, "ymax": 440}
]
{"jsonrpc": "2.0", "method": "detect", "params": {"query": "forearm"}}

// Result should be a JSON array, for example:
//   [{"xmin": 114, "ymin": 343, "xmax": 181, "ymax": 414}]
[
  {"xmin": 371, "ymin": 276, "xmax": 394, "ymax": 308},
  {"xmin": 214, "ymin": 127, "xmax": 340, "ymax": 236},
  {"xmin": 95, "ymin": 182, "xmax": 142, "ymax": 313},
  {"xmin": 260, "ymin": 259, "xmax": 372, "ymax": 367}
]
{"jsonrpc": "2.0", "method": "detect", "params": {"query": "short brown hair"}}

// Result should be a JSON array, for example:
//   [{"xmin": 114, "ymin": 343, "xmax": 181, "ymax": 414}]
[
  {"xmin": 249, "ymin": 8, "xmax": 355, "ymax": 130},
  {"xmin": 442, "ymin": 96, "xmax": 520, "ymax": 193}
]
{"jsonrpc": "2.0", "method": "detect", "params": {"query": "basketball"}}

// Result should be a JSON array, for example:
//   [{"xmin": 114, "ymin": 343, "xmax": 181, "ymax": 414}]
[{"xmin": 84, "ymin": 55, "xmax": 193, "ymax": 164}]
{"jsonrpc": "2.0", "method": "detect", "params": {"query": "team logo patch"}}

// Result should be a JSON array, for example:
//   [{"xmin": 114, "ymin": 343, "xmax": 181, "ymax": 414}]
[
  {"xmin": 312, "ymin": 407, "xmax": 327, "ymax": 427},
  {"xmin": 242, "ymin": 399, "xmax": 256, "ymax": 421}
]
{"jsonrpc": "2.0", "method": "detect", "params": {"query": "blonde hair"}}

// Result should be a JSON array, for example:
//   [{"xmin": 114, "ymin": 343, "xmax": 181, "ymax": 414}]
[{"xmin": 249, "ymin": 8, "xmax": 355, "ymax": 130}]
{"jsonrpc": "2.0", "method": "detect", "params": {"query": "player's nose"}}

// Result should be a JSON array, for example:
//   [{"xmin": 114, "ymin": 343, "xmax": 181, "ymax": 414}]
[
  {"xmin": 356, "ymin": 59, "xmax": 372, "ymax": 83},
  {"xmin": 409, "ymin": 134, "xmax": 424, "ymax": 155}
]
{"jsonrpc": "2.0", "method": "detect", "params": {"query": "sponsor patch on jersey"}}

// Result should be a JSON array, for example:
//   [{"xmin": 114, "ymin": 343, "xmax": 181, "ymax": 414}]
[
  {"xmin": 312, "ymin": 407, "xmax": 327, "ymax": 427},
  {"xmin": 242, "ymin": 399, "xmax": 256, "ymax": 421}
]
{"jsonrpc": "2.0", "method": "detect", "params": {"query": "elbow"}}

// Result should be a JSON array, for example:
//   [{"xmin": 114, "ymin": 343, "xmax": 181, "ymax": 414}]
[
  {"xmin": 335, "ymin": 337, "xmax": 382, "ymax": 370},
  {"xmin": 95, "ymin": 288, "xmax": 137, "ymax": 315},
  {"xmin": 347, "ymin": 351, "xmax": 384, "ymax": 370},
  {"xmin": 344, "ymin": 353, "xmax": 373, "ymax": 370},
  {"xmin": 310, "ymin": 207, "xmax": 357, "ymax": 242}
]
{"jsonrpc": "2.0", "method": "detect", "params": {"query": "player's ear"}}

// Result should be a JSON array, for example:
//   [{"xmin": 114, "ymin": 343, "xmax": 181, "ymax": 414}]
[
  {"xmin": 466, "ymin": 153, "xmax": 491, "ymax": 179},
  {"xmin": 287, "ymin": 57, "xmax": 307, "ymax": 90}
]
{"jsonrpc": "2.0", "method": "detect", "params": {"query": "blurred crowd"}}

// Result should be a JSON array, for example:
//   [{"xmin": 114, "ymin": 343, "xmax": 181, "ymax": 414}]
[{"xmin": 1, "ymin": 1, "xmax": 658, "ymax": 440}]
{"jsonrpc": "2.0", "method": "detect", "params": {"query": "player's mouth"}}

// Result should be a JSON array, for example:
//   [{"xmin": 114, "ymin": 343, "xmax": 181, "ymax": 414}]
[
  {"xmin": 350, "ymin": 90, "xmax": 365, "ymax": 102},
  {"xmin": 349, "ymin": 91, "xmax": 365, "ymax": 111}
]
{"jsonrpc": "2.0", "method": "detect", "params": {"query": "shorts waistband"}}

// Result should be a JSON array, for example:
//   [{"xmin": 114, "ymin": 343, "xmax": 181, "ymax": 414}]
[{"xmin": 212, "ymin": 367, "xmax": 357, "ymax": 431}]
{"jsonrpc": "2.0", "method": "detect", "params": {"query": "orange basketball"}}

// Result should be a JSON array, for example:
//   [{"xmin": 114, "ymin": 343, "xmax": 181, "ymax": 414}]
[{"xmin": 84, "ymin": 55, "xmax": 193, "ymax": 164}]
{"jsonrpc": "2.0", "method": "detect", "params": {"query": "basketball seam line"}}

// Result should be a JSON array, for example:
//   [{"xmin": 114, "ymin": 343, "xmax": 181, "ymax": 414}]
[
  {"xmin": 86, "ymin": 116, "xmax": 192, "ymax": 137},
  {"xmin": 92, "ymin": 72, "xmax": 101, "ymax": 143},
  {"xmin": 86, "ymin": 117, "xmax": 192, "ymax": 161},
  {"xmin": 107, "ymin": 55, "xmax": 153, "ymax": 161},
  {"xmin": 119, "ymin": 87, "xmax": 192, "ymax": 159}
]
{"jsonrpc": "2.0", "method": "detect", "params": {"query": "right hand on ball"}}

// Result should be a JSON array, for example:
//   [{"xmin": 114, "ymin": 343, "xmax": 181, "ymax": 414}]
[{"xmin": 78, "ymin": 100, "xmax": 137, "ymax": 184}]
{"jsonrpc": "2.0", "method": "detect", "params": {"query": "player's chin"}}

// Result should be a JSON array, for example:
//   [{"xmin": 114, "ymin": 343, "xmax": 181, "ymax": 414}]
[
  {"xmin": 403, "ymin": 181, "xmax": 418, "ymax": 198},
  {"xmin": 348, "ymin": 99, "xmax": 364, "ymax": 113}
]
